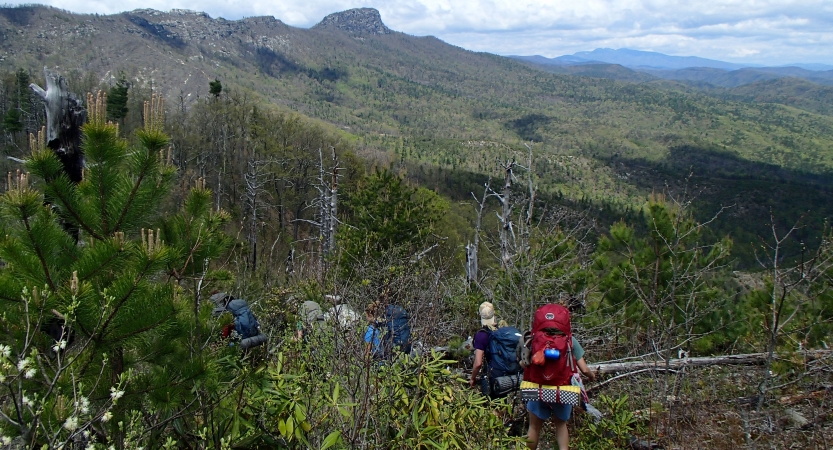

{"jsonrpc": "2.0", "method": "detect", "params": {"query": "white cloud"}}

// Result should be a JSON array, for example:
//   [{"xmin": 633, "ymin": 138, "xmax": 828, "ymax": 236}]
[
  {"xmin": 5, "ymin": 0, "xmax": 832, "ymax": 65},
  {"xmin": 731, "ymin": 48, "xmax": 762, "ymax": 58}
]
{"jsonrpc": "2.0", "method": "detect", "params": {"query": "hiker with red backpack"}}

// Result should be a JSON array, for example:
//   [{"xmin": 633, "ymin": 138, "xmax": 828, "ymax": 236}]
[
  {"xmin": 519, "ymin": 303, "xmax": 595, "ymax": 450},
  {"xmin": 469, "ymin": 302, "xmax": 524, "ymax": 398}
]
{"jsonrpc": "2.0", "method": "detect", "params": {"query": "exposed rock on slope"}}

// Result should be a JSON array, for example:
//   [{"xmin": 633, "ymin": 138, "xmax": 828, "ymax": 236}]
[{"xmin": 313, "ymin": 8, "xmax": 391, "ymax": 35}]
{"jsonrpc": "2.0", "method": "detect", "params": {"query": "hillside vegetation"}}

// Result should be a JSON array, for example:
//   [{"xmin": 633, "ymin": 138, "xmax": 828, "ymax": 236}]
[
  {"xmin": 2, "ymin": 6, "xmax": 832, "ymax": 265},
  {"xmin": 0, "ymin": 86, "xmax": 829, "ymax": 449},
  {"xmin": 0, "ymin": 5, "xmax": 831, "ymax": 449}
]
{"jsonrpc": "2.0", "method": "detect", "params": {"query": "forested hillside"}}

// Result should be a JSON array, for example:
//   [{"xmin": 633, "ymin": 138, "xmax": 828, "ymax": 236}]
[
  {"xmin": 0, "ymin": 4, "xmax": 830, "ymax": 449},
  {"xmin": 2, "ymin": 5, "xmax": 831, "ymax": 264}
]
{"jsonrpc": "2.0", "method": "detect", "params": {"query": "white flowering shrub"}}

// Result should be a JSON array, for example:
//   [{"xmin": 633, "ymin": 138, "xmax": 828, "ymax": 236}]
[{"xmin": 0, "ymin": 287, "xmax": 127, "ymax": 449}]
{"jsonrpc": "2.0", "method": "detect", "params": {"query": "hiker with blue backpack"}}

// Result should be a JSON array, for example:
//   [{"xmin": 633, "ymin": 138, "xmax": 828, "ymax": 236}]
[
  {"xmin": 210, "ymin": 292, "xmax": 267, "ymax": 350},
  {"xmin": 379, "ymin": 302, "xmax": 412, "ymax": 358},
  {"xmin": 469, "ymin": 301, "xmax": 524, "ymax": 399}
]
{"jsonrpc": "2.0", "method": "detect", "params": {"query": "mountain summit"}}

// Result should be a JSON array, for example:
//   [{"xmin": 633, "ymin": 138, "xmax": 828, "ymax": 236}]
[{"xmin": 313, "ymin": 8, "xmax": 391, "ymax": 35}]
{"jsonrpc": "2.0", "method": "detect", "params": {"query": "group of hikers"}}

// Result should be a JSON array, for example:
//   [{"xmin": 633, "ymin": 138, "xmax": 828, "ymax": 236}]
[
  {"xmin": 295, "ymin": 296, "xmax": 413, "ymax": 359},
  {"xmin": 211, "ymin": 290, "xmax": 593, "ymax": 449},
  {"xmin": 210, "ymin": 290, "xmax": 414, "ymax": 360}
]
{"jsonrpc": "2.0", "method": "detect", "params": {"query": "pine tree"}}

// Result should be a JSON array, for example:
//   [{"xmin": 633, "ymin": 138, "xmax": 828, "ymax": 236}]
[
  {"xmin": 1, "ymin": 108, "xmax": 22, "ymax": 134},
  {"xmin": 0, "ymin": 92, "xmax": 231, "ymax": 447},
  {"xmin": 106, "ymin": 72, "xmax": 129, "ymax": 123},
  {"xmin": 596, "ymin": 195, "xmax": 733, "ymax": 355},
  {"xmin": 209, "ymin": 79, "xmax": 222, "ymax": 98},
  {"xmin": 339, "ymin": 169, "xmax": 446, "ymax": 261}
]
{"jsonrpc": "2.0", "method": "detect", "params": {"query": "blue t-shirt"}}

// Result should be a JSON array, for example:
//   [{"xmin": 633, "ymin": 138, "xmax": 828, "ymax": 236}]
[{"xmin": 364, "ymin": 324, "xmax": 381, "ymax": 355}]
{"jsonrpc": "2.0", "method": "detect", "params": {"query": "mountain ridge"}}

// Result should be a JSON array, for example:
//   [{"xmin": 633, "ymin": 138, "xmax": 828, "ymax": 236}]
[
  {"xmin": 2, "ymin": 4, "xmax": 833, "ymax": 265},
  {"xmin": 514, "ymin": 48, "xmax": 833, "ymax": 72},
  {"xmin": 1, "ymin": 4, "xmax": 832, "ymax": 174},
  {"xmin": 572, "ymin": 48, "xmax": 750, "ymax": 70},
  {"xmin": 512, "ymin": 50, "xmax": 833, "ymax": 88}
]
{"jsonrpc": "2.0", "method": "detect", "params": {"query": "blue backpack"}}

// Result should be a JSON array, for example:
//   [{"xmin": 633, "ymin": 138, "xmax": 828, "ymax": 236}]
[
  {"xmin": 382, "ymin": 305, "xmax": 411, "ymax": 355},
  {"xmin": 226, "ymin": 299, "xmax": 261, "ymax": 339},
  {"xmin": 487, "ymin": 326, "xmax": 523, "ymax": 378}
]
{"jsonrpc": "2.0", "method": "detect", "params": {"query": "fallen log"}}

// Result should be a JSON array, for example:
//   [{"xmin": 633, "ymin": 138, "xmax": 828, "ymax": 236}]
[{"xmin": 589, "ymin": 350, "xmax": 832, "ymax": 374}]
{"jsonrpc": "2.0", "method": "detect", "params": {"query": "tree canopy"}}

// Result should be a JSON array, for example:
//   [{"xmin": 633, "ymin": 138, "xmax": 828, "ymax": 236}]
[{"xmin": 339, "ymin": 169, "xmax": 447, "ymax": 261}]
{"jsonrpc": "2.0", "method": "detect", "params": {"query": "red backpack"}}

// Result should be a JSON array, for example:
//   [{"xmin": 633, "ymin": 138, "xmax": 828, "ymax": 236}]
[{"xmin": 523, "ymin": 304, "xmax": 577, "ymax": 386}]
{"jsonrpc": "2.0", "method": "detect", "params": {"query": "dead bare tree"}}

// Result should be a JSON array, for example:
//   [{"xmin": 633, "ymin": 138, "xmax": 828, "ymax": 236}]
[
  {"xmin": 29, "ymin": 67, "xmax": 87, "ymax": 183},
  {"xmin": 317, "ymin": 147, "xmax": 340, "ymax": 273},
  {"xmin": 473, "ymin": 145, "xmax": 593, "ymax": 330},
  {"xmin": 519, "ymin": 143, "xmax": 537, "ymax": 255},
  {"xmin": 754, "ymin": 214, "xmax": 833, "ymax": 409},
  {"xmin": 243, "ymin": 158, "xmax": 273, "ymax": 270},
  {"xmin": 466, "ymin": 178, "xmax": 491, "ymax": 287},
  {"xmin": 494, "ymin": 158, "xmax": 517, "ymax": 269},
  {"xmin": 289, "ymin": 147, "xmax": 341, "ymax": 278},
  {"xmin": 487, "ymin": 147, "xmax": 536, "ymax": 272}
]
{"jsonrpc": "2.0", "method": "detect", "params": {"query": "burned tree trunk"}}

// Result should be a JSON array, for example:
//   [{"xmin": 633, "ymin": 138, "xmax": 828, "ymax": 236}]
[{"xmin": 29, "ymin": 67, "xmax": 86, "ymax": 183}]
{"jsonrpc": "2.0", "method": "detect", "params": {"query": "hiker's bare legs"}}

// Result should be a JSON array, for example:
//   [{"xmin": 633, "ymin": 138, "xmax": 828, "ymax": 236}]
[
  {"xmin": 527, "ymin": 412, "xmax": 569, "ymax": 450},
  {"xmin": 554, "ymin": 417, "xmax": 569, "ymax": 450},
  {"xmin": 526, "ymin": 411, "xmax": 544, "ymax": 449}
]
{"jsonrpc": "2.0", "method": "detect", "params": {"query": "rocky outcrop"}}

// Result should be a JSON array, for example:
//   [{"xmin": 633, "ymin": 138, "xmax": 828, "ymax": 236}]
[{"xmin": 313, "ymin": 8, "xmax": 391, "ymax": 35}]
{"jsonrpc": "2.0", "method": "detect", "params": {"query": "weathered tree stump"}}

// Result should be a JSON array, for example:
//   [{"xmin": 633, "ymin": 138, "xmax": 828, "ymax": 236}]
[{"xmin": 29, "ymin": 67, "xmax": 86, "ymax": 182}]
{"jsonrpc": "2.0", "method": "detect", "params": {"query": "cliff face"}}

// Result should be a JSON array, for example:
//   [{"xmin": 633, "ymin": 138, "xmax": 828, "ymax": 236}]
[{"xmin": 313, "ymin": 8, "xmax": 392, "ymax": 35}]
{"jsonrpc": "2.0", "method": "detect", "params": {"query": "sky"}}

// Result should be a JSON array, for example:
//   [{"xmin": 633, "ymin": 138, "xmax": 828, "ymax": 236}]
[{"xmin": 7, "ymin": 0, "xmax": 833, "ymax": 66}]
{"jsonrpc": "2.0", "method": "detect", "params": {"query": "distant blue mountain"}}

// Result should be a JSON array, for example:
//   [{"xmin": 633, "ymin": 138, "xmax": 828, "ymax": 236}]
[
  {"xmin": 512, "ymin": 48, "xmax": 833, "ymax": 72},
  {"xmin": 512, "ymin": 54, "xmax": 591, "ymax": 66},
  {"xmin": 510, "ymin": 49, "xmax": 833, "ymax": 88},
  {"xmin": 568, "ymin": 48, "xmax": 750, "ymax": 70},
  {"xmin": 777, "ymin": 63, "xmax": 833, "ymax": 71}
]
